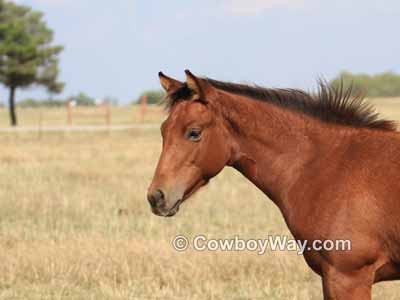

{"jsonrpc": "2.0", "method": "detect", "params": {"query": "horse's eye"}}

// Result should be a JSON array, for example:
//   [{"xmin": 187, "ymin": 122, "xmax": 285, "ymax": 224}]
[{"xmin": 186, "ymin": 128, "xmax": 202, "ymax": 142}]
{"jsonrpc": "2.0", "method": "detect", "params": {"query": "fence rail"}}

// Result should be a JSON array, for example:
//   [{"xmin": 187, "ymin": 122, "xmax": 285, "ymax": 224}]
[
  {"xmin": 0, "ymin": 97, "xmax": 166, "ymax": 128},
  {"xmin": 0, "ymin": 124, "xmax": 160, "ymax": 133}
]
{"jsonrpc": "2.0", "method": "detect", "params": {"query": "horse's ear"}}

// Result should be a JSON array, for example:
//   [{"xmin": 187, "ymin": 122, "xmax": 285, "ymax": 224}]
[
  {"xmin": 159, "ymin": 72, "xmax": 183, "ymax": 93},
  {"xmin": 185, "ymin": 69, "xmax": 212, "ymax": 102}
]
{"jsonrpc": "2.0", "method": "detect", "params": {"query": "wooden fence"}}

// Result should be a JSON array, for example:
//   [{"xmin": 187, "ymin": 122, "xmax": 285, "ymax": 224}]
[{"xmin": 0, "ymin": 96, "xmax": 165, "ymax": 127}]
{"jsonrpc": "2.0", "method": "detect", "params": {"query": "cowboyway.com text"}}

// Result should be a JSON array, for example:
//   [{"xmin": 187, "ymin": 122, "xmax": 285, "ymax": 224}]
[{"xmin": 172, "ymin": 235, "xmax": 352, "ymax": 255}]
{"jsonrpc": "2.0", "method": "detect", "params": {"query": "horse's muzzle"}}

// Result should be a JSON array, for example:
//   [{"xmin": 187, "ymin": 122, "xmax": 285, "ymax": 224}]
[
  {"xmin": 147, "ymin": 189, "xmax": 164, "ymax": 208},
  {"xmin": 147, "ymin": 188, "xmax": 181, "ymax": 217}
]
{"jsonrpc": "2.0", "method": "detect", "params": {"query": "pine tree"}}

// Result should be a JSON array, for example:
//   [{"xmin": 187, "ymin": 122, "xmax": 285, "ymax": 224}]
[{"xmin": 0, "ymin": 0, "xmax": 64, "ymax": 126}]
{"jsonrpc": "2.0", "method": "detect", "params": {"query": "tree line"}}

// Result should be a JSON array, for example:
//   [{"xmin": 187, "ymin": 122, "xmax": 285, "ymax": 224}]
[
  {"xmin": 17, "ymin": 93, "xmax": 119, "ymax": 108},
  {"xmin": 16, "ymin": 72, "xmax": 400, "ymax": 109},
  {"xmin": 330, "ymin": 71, "xmax": 400, "ymax": 97}
]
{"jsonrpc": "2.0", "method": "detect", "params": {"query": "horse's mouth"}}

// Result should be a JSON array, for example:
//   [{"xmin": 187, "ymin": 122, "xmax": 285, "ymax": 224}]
[
  {"xmin": 151, "ymin": 198, "xmax": 183, "ymax": 217},
  {"xmin": 165, "ymin": 198, "xmax": 183, "ymax": 217},
  {"xmin": 156, "ymin": 179, "xmax": 208, "ymax": 217}
]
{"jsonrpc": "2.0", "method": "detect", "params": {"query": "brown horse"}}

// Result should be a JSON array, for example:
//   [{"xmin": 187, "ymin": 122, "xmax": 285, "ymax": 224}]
[{"xmin": 147, "ymin": 70, "xmax": 400, "ymax": 299}]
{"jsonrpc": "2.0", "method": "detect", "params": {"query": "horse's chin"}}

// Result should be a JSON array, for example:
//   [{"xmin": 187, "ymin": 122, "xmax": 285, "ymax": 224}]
[
  {"xmin": 183, "ymin": 178, "xmax": 209, "ymax": 201},
  {"xmin": 165, "ymin": 198, "xmax": 183, "ymax": 217},
  {"xmin": 151, "ymin": 179, "xmax": 208, "ymax": 218},
  {"xmin": 152, "ymin": 199, "xmax": 183, "ymax": 217}
]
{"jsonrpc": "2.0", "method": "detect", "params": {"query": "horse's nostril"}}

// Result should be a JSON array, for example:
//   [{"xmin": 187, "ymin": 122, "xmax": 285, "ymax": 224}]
[
  {"xmin": 147, "ymin": 189, "xmax": 165, "ymax": 208},
  {"xmin": 153, "ymin": 189, "xmax": 164, "ymax": 205}
]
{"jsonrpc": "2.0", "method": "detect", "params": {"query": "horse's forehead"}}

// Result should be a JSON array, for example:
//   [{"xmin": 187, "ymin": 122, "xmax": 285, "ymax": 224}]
[{"xmin": 171, "ymin": 101, "xmax": 208, "ymax": 122}]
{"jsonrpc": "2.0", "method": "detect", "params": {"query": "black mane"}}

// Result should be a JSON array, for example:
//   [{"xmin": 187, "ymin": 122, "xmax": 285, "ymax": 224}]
[{"xmin": 164, "ymin": 78, "xmax": 396, "ymax": 131}]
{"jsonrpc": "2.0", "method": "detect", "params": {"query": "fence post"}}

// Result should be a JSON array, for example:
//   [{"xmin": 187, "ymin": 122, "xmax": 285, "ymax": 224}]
[
  {"xmin": 38, "ymin": 109, "xmax": 43, "ymax": 139},
  {"xmin": 67, "ymin": 98, "xmax": 72, "ymax": 125},
  {"xmin": 105, "ymin": 101, "xmax": 111, "ymax": 126},
  {"xmin": 141, "ymin": 95, "xmax": 148, "ymax": 122}
]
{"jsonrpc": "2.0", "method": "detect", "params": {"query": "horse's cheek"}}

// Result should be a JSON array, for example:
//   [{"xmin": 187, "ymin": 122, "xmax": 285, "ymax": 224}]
[{"xmin": 203, "ymin": 138, "xmax": 229, "ymax": 177}]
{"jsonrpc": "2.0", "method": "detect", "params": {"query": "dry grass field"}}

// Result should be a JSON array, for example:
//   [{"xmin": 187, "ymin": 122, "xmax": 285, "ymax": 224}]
[{"xmin": 0, "ymin": 98, "xmax": 400, "ymax": 299}]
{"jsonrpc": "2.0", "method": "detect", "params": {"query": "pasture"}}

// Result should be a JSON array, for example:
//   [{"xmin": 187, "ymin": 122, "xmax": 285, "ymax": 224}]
[{"xmin": 0, "ymin": 98, "xmax": 399, "ymax": 299}]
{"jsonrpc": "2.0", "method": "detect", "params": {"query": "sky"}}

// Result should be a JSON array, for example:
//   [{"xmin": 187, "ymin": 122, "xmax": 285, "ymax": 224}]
[{"xmin": 1, "ymin": 0, "xmax": 400, "ymax": 104}]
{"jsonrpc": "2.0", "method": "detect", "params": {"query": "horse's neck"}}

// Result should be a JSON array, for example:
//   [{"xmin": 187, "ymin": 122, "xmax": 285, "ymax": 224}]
[{"xmin": 223, "ymin": 96, "xmax": 350, "ymax": 213}]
